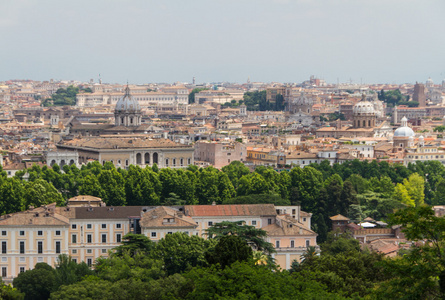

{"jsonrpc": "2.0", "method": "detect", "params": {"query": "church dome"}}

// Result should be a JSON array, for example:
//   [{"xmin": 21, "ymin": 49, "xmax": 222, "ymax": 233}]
[
  {"xmin": 115, "ymin": 86, "xmax": 141, "ymax": 112},
  {"xmin": 394, "ymin": 116, "xmax": 415, "ymax": 137},
  {"xmin": 353, "ymin": 100, "xmax": 375, "ymax": 115}
]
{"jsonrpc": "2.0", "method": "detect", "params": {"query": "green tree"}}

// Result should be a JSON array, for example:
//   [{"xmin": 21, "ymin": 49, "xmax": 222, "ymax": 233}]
[
  {"xmin": 188, "ymin": 88, "xmax": 208, "ymax": 104},
  {"xmin": 205, "ymin": 235, "xmax": 253, "ymax": 268},
  {"xmin": 206, "ymin": 221, "xmax": 274, "ymax": 254},
  {"xmin": 0, "ymin": 279, "xmax": 23, "ymax": 300},
  {"xmin": 114, "ymin": 233, "xmax": 155, "ymax": 257},
  {"xmin": 403, "ymin": 173, "xmax": 425, "ymax": 206},
  {"xmin": 152, "ymin": 232, "xmax": 215, "ymax": 275},
  {"xmin": 13, "ymin": 263, "xmax": 56, "ymax": 300},
  {"xmin": 393, "ymin": 183, "xmax": 414, "ymax": 206},
  {"xmin": 53, "ymin": 255, "xmax": 92, "ymax": 290},
  {"xmin": 374, "ymin": 205, "xmax": 445, "ymax": 299}
]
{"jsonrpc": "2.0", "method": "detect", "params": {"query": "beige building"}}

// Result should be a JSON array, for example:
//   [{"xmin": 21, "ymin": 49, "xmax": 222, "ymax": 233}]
[
  {"xmin": 0, "ymin": 202, "xmax": 316, "ymax": 281},
  {"xmin": 56, "ymin": 136, "xmax": 194, "ymax": 169},
  {"xmin": 194, "ymin": 141, "xmax": 246, "ymax": 169}
]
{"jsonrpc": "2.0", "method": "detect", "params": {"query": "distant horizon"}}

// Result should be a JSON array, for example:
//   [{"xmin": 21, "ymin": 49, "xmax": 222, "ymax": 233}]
[
  {"xmin": 2, "ymin": 76, "xmax": 443, "ymax": 86},
  {"xmin": 1, "ymin": 1, "xmax": 444, "ymax": 85}
]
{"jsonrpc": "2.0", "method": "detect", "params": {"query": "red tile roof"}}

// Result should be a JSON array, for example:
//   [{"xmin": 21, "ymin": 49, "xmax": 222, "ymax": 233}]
[{"xmin": 184, "ymin": 204, "xmax": 276, "ymax": 217}]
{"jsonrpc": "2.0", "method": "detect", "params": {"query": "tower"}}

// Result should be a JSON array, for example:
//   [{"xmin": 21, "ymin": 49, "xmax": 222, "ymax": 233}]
[
  {"xmin": 114, "ymin": 85, "xmax": 142, "ymax": 127},
  {"xmin": 413, "ymin": 83, "xmax": 426, "ymax": 107}
]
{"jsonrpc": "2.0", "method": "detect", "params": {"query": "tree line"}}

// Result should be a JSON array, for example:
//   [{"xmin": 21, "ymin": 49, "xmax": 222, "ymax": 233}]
[{"xmin": 1, "ymin": 159, "xmax": 444, "ymax": 242}]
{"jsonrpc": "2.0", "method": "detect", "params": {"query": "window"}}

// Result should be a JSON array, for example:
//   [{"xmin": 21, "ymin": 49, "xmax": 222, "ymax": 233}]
[
  {"xmin": 72, "ymin": 224, "xmax": 77, "ymax": 229},
  {"xmin": 252, "ymin": 220, "xmax": 257, "ymax": 226},
  {"xmin": 275, "ymin": 240, "xmax": 280, "ymax": 248},
  {"xmin": 101, "ymin": 234, "xmax": 107, "ymax": 243},
  {"xmin": 38, "ymin": 241, "xmax": 43, "ymax": 254},
  {"xmin": 19, "ymin": 231, "xmax": 25, "ymax": 236},
  {"xmin": 167, "ymin": 232, "xmax": 172, "ymax": 235},
  {"xmin": 116, "ymin": 224, "xmax": 121, "ymax": 229},
  {"xmin": 303, "ymin": 217, "xmax": 307, "ymax": 222},
  {"xmin": 87, "ymin": 224, "xmax": 92, "ymax": 229},
  {"xmin": 87, "ymin": 234, "xmax": 92, "ymax": 243},
  {"xmin": 306, "ymin": 240, "xmax": 310, "ymax": 247},
  {"xmin": 20, "ymin": 241, "xmax": 25, "ymax": 254},
  {"xmin": 151, "ymin": 232, "xmax": 157, "ymax": 238},
  {"xmin": 72, "ymin": 249, "xmax": 77, "ymax": 254},
  {"xmin": 1, "ymin": 231, "xmax": 6, "ymax": 236},
  {"xmin": 87, "ymin": 249, "xmax": 92, "ymax": 254},
  {"xmin": 72, "ymin": 234, "xmax": 77, "ymax": 244},
  {"xmin": 2, "ymin": 267, "xmax": 7, "ymax": 277},
  {"xmin": 56, "ymin": 241, "xmax": 61, "ymax": 254},
  {"xmin": 72, "ymin": 259, "xmax": 77, "ymax": 263},
  {"xmin": 290, "ymin": 240, "xmax": 295, "ymax": 248},
  {"xmin": 208, "ymin": 221, "xmax": 213, "ymax": 227},
  {"xmin": 87, "ymin": 258, "xmax": 92, "ymax": 267},
  {"xmin": 19, "ymin": 267, "xmax": 25, "ymax": 273},
  {"xmin": 37, "ymin": 231, "xmax": 43, "ymax": 236},
  {"xmin": 102, "ymin": 249, "xmax": 107, "ymax": 254},
  {"xmin": 268, "ymin": 218, "xmax": 272, "ymax": 225},
  {"xmin": 116, "ymin": 234, "xmax": 122, "ymax": 243},
  {"xmin": 55, "ymin": 231, "xmax": 61, "ymax": 236},
  {"xmin": 1, "ymin": 241, "xmax": 6, "ymax": 254},
  {"xmin": 101, "ymin": 224, "xmax": 106, "ymax": 229}
]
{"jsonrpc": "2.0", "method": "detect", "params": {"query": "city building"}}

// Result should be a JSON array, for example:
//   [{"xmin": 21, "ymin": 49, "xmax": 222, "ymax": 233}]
[{"xmin": 0, "ymin": 201, "xmax": 316, "ymax": 282}]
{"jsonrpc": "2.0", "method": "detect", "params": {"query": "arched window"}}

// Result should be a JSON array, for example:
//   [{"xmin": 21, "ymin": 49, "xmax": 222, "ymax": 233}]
[
  {"xmin": 165, "ymin": 158, "xmax": 169, "ymax": 166},
  {"xmin": 180, "ymin": 158, "xmax": 184, "ymax": 166},
  {"xmin": 144, "ymin": 153, "xmax": 150, "ymax": 164},
  {"xmin": 188, "ymin": 158, "xmax": 191, "ymax": 165},
  {"xmin": 136, "ymin": 153, "xmax": 142, "ymax": 164},
  {"xmin": 368, "ymin": 120, "xmax": 371, "ymax": 127},
  {"xmin": 173, "ymin": 158, "xmax": 176, "ymax": 166},
  {"xmin": 130, "ymin": 117, "xmax": 133, "ymax": 124},
  {"xmin": 121, "ymin": 117, "xmax": 124, "ymax": 124},
  {"xmin": 153, "ymin": 153, "xmax": 158, "ymax": 164}
]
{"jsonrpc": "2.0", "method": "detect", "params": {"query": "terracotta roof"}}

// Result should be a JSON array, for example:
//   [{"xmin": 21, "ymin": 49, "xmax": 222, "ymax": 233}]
[
  {"xmin": 263, "ymin": 215, "xmax": 316, "ymax": 236},
  {"xmin": 184, "ymin": 204, "xmax": 276, "ymax": 217},
  {"xmin": 330, "ymin": 214, "xmax": 350, "ymax": 221},
  {"xmin": 59, "ymin": 137, "xmax": 192, "ymax": 150},
  {"xmin": 140, "ymin": 206, "xmax": 197, "ymax": 228},
  {"xmin": 0, "ymin": 203, "xmax": 69, "ymax": 226}
]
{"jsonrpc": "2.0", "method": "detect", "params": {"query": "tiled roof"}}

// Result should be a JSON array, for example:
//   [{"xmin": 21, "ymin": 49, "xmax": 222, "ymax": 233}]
[
  {"xmin": 0, "ymin": 204, "xmax": 69, "ymax": 226},
  {"xmin": 59, "ymin": 137, "xmax": 191, "ymax": 150},
  {"xmin": 330, "ymin": 214, "xmax": 350, "ymax": 221},
  {"xmin": 184, "ymin": 204, "xmax": 276, "ymax": 217},
  {"xmin": 140, "ymin": 206, "xmax": 197, "ymax": 228}
]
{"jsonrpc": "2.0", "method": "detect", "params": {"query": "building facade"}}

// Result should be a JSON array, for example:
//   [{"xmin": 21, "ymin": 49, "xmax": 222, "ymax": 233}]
[{"xmin": 0, "ymin": 202, "xmax": 316, "ymax": 282}]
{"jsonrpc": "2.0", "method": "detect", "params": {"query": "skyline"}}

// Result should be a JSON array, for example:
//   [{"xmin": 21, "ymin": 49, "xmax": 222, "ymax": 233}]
[{"xmin": 1, "ymin": 0, "xmax": 444, "ymax": 84}]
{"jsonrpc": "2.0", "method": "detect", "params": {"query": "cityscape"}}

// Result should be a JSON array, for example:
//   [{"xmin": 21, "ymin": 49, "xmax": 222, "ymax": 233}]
[{"xmin": 1, "ymin": 1, "xmax": 445, "ymax": 299}]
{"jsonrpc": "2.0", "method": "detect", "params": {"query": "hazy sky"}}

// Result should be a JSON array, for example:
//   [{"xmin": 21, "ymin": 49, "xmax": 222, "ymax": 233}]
[{"xmin": 1, "ymin": 0, "xmax": 444, "ymax": 84}]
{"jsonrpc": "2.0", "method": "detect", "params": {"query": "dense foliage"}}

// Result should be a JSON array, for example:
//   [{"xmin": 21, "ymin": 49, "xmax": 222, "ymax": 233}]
[
  {"xmin": 42, "ymin": 86, "xmax": 81, "ymax": 107},
  {"xmin": 3, "ymin": 159, "xmax": 445, "ymax": 243},
  {"xmin": 377, "ymin": 89, "xmax": 412, "ymax": 107}
]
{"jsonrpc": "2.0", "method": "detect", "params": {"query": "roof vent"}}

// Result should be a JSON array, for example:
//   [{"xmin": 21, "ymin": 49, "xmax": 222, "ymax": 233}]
[
  {"xmin": 34, "ymin": 213, "xmax": 39, "ymax": 217},
  {"xmin": 87, "ymin": 207, "xmax": 93, "ymax": 212},
  {"xmin": 109, "ymin": 207, "xmax": 114, "ymax": 211},
  {"xmin": 212, "ymin": 201, "xmax": 216, "ymax": 206}
]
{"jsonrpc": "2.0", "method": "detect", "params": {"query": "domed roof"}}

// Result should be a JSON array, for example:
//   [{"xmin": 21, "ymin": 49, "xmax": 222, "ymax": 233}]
[
  {"xmin": 394, "ymin": 116, "xmax": 415, "ymax": 137},
  {"xmin": 394, "ymin": 127, "xmax": 415, "ymax": 137},
  {"xmin": 115, "ymin": 86, "xmax": 141, "ymax": 112},
  {"xmin": 353, "ymin": 100, "xmax": 376, "ymax": 115}
]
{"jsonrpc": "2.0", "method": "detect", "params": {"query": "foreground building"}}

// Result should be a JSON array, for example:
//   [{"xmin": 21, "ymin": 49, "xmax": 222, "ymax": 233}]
[{"xmin": 0, "ymin": 198, "xmax": 316, "ymax": 282}]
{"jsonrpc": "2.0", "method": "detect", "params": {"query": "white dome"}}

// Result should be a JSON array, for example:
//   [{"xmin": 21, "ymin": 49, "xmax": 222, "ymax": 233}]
[
  {"xmin": 394, "ymin": 126, "xmax": 415, "ymax": 137},
  {"xmin": 353, "ymin": 101, "xmax": 376, "ymax": 115},
  {"xmin": 115, "ymin": 86, "xmax": 141, "ymax": 112}
]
